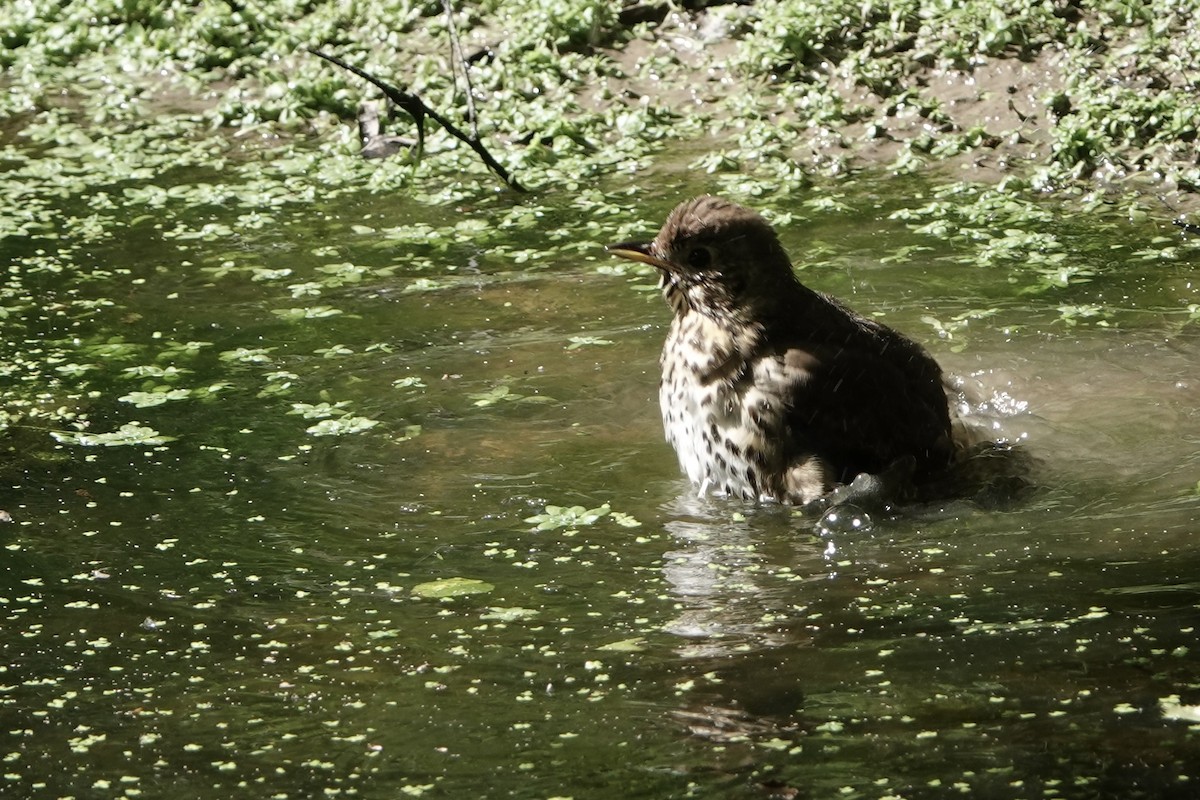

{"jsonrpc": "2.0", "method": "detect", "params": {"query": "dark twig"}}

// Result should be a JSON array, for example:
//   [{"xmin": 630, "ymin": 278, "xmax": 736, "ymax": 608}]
[
  {"xmin": 309, "ymin": 49, "xmax": 427, "ymax": 159},
  {"xmin": 442, "ymin": 0, "xmax": 478, "ymax": 140},
  {"xmin": 309, "ymin": 48, "xmax": 526, "ymax": 192}
]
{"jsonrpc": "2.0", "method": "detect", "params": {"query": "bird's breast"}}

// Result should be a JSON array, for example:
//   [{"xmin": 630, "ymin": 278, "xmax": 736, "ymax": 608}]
[{"xmin": 658, "ymin": 314, "xmax": 791, "ymax": 500}]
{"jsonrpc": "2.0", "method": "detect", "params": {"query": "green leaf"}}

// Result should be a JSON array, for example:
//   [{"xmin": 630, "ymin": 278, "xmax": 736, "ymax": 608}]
[
  {"xmin": 272, "ymin": 306, "xmax": 344, "ymax": 321},
  {"xmin": 566, "ymin": 336, "xmax": 615, "ymax": 350},
  {"xmin": 219, "ymin": 347, "xmax": 274, "ymax": 364},
  {"xmin": 412, "ymin": 577, "xmax": 495, "ymax": 599},
  {"xmin": 469, "ymin": 385, "xmax": 515, "ymax": 406},
  {"xmin": 314, "ymin": 344, "xmax": 354, "ymax": 359},
  {"xmin": 52, "ymin": 423, "xmax": 175, "ymax": 447},
  {"xmin": 118, "ymin": 388, "xmax": 192, "ymax": 407},
  {"xmin": 524, "ymin": 503, "xmax": 610, "ymax": 531},
  {"xmin": 289, "ymin": 402, "xmax": 350, "ymax": 419},
  {"xmin": 480, "ymin": 607, "xmax": 539, "ymax": 621},
  {"xmin": 597, "ymin": 637, "xmax": 646, "ymax": 652},
  {"xmin": 305, "ymin": 416, "xmax": 380, "ymax": 436},
  {"xmin": 157, "ymin": 340, "xmax": 213, "ymax": 360},
  {"xmin": 122, "ymin": 365, "xmax": 191, "ymax": 380},
  {"xmin": 402, "ymin": 277, "xmax": 458, "ymax": 294},
  {"xmin": 394, "ymin": 424, "xmax": 422, "ymax": 442}
]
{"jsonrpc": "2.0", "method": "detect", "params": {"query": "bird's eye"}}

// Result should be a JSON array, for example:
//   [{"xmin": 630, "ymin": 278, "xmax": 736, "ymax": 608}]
[{"xmin": 686, "ymin": 246, "xmax": 712, "ymax": 269}]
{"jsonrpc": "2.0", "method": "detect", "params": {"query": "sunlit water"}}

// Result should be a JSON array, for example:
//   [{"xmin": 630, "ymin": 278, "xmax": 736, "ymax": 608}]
[{"xmin": 2, "ymin": 168, "xmax": 1199, "ymax": 799}]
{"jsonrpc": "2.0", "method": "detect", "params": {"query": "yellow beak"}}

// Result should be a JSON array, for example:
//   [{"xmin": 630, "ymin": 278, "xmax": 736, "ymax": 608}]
[{"xmin": 606, "ymin": 241, "xmax": 673, "ymax": 271}]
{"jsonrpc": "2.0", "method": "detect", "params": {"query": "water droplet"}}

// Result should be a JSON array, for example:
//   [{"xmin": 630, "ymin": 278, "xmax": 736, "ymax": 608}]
[{"xmin": 814, "ymin": 504, "xmax": 873, "ymax": 537}]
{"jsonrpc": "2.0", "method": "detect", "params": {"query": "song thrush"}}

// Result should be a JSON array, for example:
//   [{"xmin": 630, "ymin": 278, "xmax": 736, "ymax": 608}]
[{"xmin": 609, "ymin": 195, "xmax": 955, "ymax": 506}]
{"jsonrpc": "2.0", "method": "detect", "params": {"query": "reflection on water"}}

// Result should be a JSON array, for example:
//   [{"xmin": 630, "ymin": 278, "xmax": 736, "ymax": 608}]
[
  {"xmin": 659, "ymin": 495, "xmax": 796, "ymax": 657},
  {"xmin": 2, "ymin": 176, "xmax": 1199, "ymax": 799}
]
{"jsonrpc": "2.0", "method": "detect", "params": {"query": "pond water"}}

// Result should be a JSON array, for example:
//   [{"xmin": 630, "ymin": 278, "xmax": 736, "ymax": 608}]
[{"xmin": 2, "ymin": 157, "xmax": 1199, "ymax": 800}]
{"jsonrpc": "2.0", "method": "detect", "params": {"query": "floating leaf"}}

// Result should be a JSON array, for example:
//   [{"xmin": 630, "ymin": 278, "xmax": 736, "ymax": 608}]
[
  {"xmin": 305, "ymin": 416, "xmax": 379, "ymax": 436},
  {"xmin": 53, "ymin": 362, "xmax": 96, "ymax": 377},
  {"xmin": 289, "ymin": 281, "xmax": 322, "ymax": 298},
  {"xmin": 469, "ymin": 385, "xmax": 515, "ymax": 406},
  {"xmin": 412, "ymin": 577, "xmax": 495, "ymax": 599},
  {"xmin": 118, "ymin": 388, "xmax": 192, "ymax": 407},
  {"xmin": 468, "ymin": 383, "xmax": 555, "ymax": 407},
  {"xmin": 316, "ymin": 262, "xmax": 388, "ymax": 285},
  {"xmin": 402, "ymin": 277, "xmax": 458, "ymax": 294},
  {"xmin": 1160, "ymin": 695, "xmax": 1200, "ymax": 723},
  {"xmin": 85, "ymin": 340, "xmax": 143, "ymax": 360},
  {"xmin": 314, "ymin": 344, "xmax": 354, "ymax": 359},
  {"xmin": 597, "ymin": 637, "xmax": 646, "ymax": 652},
  {"xmin": 289, "ymin": 402, "xmax": 350, "ymax": 419},
  {"xmin": 565, "ymin": 336, "xmax": 614, "ymax": 350},
  {"xmin": 121, "ymin": 365, "xmax": 190, "ymax": 380},
  {"xmin": 525, "ymin": 504, "xmax": 610, "ymax": 531},
  {"xmin": 52, "ymin": 423, "xmax": 175, "ymax": 447},
  {"xmin": 1057, "ymin": 304, "xmax": 1112, "ymax": 327},
  {"xmin": 219, "ymin": 347, "xmax": 274, "ymax": 364},
  {"xmin": 157, "ymin": 340, "xmax": 213, "ymax": 359},
  {"xmin": 250, "ymin": 267, "xmax": 292, "ymax": 281},
  {"xmin": 481, "ymin": 607, "xmax": 539, "ymax": 622},
  {"xmin": 394, "ymin": 424, "xmax": 422, "ymax": 442},
  {"xmin": 272, "ymin": 306, "xmax": 344, "ymax": 321}
]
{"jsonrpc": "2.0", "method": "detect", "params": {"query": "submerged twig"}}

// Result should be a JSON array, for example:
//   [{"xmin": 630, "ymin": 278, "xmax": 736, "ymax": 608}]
[
  {"xmin": 308, "ymin": 48, "xmax": 527, "ymax": 192},
  {"xmin": 357, "ymin": 100, "xmax": 415, "ymax": 160}
]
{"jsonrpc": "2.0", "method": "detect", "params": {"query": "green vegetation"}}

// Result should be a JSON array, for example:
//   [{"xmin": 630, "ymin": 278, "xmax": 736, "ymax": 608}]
[
  {"xmin": 3, "ymin": 0, "xmax": 1200, "ymax": 189},
  {"xmin": 3, "ymin": 6, "xmax": 1200, "ymax": 797},
  {"xmin": 3, "ymin": 0, "xmax": 1200, "ymax": 445},
  {"xmin": 726, "ymin": 0, "xmax": 1200, "ymax": 186}
]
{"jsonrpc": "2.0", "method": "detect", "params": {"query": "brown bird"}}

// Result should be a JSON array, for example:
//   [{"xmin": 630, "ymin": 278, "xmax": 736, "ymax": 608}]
[{"xmin": 608, "ymin": 195, "xmax": 955, "ymax": 506}]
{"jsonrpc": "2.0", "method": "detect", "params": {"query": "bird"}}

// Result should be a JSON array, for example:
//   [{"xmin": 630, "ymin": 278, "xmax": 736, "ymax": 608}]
[{"xmin": 608, "ymin": 195, "xmax": 956, "ymax": 506}]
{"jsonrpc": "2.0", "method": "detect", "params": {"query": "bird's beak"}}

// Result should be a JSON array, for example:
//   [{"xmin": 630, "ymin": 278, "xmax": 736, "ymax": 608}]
[{"xmin": 606, "ymin": 241, "xmax": 673, "ymax": 271}]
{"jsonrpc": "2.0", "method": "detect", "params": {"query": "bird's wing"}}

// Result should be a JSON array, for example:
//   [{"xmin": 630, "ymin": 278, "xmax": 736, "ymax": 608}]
[{"xmin": 771, "ymin": 338, "xmax": 953, "ymax": 482}]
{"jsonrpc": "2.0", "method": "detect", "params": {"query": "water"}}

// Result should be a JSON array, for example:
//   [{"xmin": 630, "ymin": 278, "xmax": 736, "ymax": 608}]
[{"xmin": 2, "ymin": 167, "xmax": 1199, "ymax": 799}]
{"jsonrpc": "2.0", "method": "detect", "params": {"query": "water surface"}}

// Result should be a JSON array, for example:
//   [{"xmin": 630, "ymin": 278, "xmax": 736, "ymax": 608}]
[{"xmin": 2, "ymin": 166, "xmax": 1199, "ymax": 799}]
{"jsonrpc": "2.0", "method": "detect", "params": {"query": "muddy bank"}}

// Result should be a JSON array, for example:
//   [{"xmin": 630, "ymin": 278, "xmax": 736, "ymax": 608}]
[
  {"xmin": 2, "ymin": 1, "xmax": 1200, "ymax": 215},
  {"xmin": 598, "ymin": 3, "xmax": 1199, "ymax": 213}
]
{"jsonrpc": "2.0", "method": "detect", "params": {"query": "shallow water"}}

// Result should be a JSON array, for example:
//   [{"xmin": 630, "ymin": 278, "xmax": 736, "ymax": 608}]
[{"xmin": 2, "ymin": 165, "xmax": 1199, "ymax": 799}]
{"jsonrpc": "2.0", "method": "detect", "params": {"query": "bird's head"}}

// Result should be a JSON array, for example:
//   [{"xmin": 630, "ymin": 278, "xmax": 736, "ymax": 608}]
[{"xmin": 607, "ymin": 195, "xmax": 798, "ymax": 318}]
